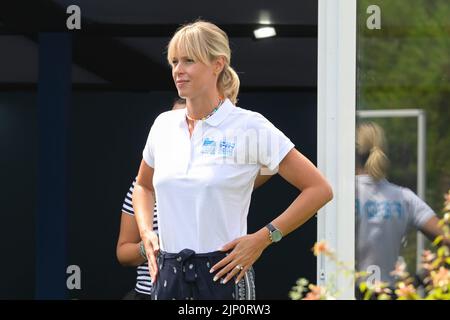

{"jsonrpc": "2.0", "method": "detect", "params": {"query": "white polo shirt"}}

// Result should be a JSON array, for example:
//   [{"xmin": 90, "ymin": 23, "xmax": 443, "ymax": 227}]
[{"xmin": 142, "ymin": 98, "xmax": 294, "ymax": 253}]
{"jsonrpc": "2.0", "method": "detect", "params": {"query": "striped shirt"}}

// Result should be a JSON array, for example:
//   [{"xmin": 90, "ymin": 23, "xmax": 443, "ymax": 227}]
[{"xmin": 122, "ymin": 179, "xmax": 158, "ymax": 295}]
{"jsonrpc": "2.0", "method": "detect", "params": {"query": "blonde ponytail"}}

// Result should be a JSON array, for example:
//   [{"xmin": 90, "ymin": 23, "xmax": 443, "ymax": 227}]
[
  {"xmin": 219, "ymin": 65, "xmax": 240, "ymax": 105},
  {"xmin": 356, "ymin": 122, "xmax": 389, "ymax": 181},
  {"xmin": 365, "ymin": 146, "xmax": 389, "ymax": 181}
]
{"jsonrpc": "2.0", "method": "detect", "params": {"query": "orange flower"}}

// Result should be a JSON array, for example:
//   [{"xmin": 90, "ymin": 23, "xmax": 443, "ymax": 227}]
[
  {"xmin": 421, "ymin": 250, "xmax": 436, "ymax": 271},
  {"xmin": 390, "ymin": 260, "xmax": 408, "ymax": 278},
  {"xmin": 395, "ymin": 282, "xmax": 416, "ymax": 298},
  {"xmin": 369, "ymin": 281, "xmax": 391, "ymax": 295},
  {"xmin": 302, "ymin": 292, "xmax": 321, "ymax": 300},
  {"xmin": 312, "ymin": 240, "xmax": 332, "ymax": 256},
  {"xmin": 302, "ymin": 284, "xmax": 325, "ymax": 300},
  {"xmin": 422, "ymin": 250, "xmax": 436, "ymax": 263},
  {"xmin": 422, "ymin": 263, "xmax": 433, "ymax": 271},
  {"xmin": 431, "ymin": 267, "xmax": 449, "ymax": 288}
]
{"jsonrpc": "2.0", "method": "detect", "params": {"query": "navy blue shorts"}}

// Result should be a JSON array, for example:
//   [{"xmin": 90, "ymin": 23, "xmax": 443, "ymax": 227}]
[{"xmin": 150, "ymin": 249, "xmax": 256, "ymax": 300}]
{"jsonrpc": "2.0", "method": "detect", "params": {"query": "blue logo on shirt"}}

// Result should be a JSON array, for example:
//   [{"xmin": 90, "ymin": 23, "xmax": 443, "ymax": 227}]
[
  {"xmin": 201, "ymin": 137, "xmax": 216, "ymax": 155},
  {"xmin": 201, "ymin": 138, "xmax": 236, "ymax": 157},
  {"xmin": 356, "ymin": 199, "xmax": 403, "ymax": 220},
  {"xmin": 219, "ymin": 140, "xmax": 235, "ymax": 157}
]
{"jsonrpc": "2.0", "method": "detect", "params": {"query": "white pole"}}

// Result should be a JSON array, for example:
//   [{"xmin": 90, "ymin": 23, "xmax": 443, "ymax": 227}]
[
  {"xmin": 417, "ymin": 111, "xmax": 426, "ymax": 271},
  {"xmin": 318, "ymin": 0, "xmax": 356, "ymax": 299}
]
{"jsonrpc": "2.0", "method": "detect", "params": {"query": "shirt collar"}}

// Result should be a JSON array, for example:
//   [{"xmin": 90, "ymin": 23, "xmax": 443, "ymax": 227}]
[
  {"xmin": 177, "ymin": 98, "xmax": 234, "ymax": 128},
  {"xmin": 203, "ymin": 98, "xmax": 234, "ymax": 127},
  {"xmin": 357, "ymin": 174, "xmax": 387, "ymax": 185}
]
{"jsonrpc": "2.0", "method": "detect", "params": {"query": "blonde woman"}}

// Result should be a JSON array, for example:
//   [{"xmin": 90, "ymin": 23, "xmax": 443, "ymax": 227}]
[
  {"xmin": 133, "ymin": 20, "xmax": 333, "ymax": 300},
  {"xmin": 356, "ymin": 122, "xmax": 447, "ymax": 289}
]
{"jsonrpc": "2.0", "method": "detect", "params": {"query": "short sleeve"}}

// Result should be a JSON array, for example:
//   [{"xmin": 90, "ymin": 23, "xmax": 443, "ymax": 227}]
[
  {"xmin": 248, "ymin": 112, "xmax": 295, "ymax": 171},
  {"xmin": 403, "ymin": 188, "xmax": 435, "ymax": 228},
  {"xmin": 121, "ymin": 179, "xmax": 136, "ymax": 216},
  {"xmin": 142, "ymin": 120, "xmax": 157, "ymax": 168}
]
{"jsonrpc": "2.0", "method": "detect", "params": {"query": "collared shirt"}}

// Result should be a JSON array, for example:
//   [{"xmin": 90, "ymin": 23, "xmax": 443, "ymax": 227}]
[{"xmin": 142, "ymin": 98, "xmax": 294, "ymax": 253}]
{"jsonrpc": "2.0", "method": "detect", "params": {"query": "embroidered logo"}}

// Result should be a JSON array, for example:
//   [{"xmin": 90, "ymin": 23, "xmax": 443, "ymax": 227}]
[
  {"xmin": 201, "ymin": 137, "xmax": 216, "ymax": 155},
  {"xmin": 219, "ymin": 140, "xmax": 235, "ymax": 157}
]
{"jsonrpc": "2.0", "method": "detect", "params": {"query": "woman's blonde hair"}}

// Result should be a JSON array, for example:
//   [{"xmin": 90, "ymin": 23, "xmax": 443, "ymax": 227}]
[
  {"xmin": 167, "ymin": 20, "xmax": 240, "ymax": 104},
  {"xmin": 356, "ymin": 122, "xmax": 390, "ymax": 181}
]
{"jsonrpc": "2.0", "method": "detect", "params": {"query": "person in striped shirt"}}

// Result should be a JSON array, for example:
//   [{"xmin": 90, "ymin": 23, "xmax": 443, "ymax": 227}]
[
  {"xmin": 117, "ymin": 179, "xmax": 156, "ymax": 299},
  {"xmin": 116, "ymin": 98, "xmax": 186, "ymax": 299}
]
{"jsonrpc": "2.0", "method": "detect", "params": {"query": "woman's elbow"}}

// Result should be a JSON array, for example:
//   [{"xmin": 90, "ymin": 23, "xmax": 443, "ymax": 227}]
[
  {"xmin": 323, "ymin": 182, "xmax": 334, "ymax": 203},
  {"xmin": 116, "ymin": 244, "xmax": 130, "ymax": 267}
]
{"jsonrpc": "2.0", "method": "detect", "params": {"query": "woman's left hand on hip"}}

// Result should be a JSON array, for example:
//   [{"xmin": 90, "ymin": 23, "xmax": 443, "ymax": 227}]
[{"xmin": 210, "ymin": 233, "xmax": 270, "ymax": 284}]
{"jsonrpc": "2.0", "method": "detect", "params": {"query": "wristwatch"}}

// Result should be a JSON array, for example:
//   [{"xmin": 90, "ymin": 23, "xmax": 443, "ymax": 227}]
[{"xmin": 266, "ymin": 223, "xmax": 283, "ymax": 243}]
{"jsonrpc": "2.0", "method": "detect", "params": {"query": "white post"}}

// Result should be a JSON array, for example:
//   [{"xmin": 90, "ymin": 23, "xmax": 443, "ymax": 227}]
[
  {"xmin": 317, "ymin": 0, "xmax": 356, "ymax": 299},
  {"xmin": 417, "ymin": 111, "xmax": 426, "ymax": 271}
]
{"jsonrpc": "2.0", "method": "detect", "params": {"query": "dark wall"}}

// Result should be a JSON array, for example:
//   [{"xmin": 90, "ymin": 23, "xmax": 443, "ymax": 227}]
[
  {"xmin": 0, "ymin": 92, "xmax": 37, "ymax": 299},
  {"xmin": 0, "ymin": 90, "xmax": 316, "ymax": 299},
  {"xmin": 241, "ymin": 92, "xmax": 317, "ymax": 299},
  {"xmin": 67, "ymin": 91, "xmax": 175, "ymax": 299}
]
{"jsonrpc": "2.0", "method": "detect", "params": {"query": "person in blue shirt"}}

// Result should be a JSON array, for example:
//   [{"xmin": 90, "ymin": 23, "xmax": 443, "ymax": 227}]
[{"xmin": 355, "ymin": 121, "xmax": 448, "ymax": 292}]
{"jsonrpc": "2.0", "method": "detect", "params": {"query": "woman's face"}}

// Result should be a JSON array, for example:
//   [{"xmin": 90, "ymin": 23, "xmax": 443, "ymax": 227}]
[{"xmin": 171, "ymin": 51, "xmax": 219, "ymax": 100}]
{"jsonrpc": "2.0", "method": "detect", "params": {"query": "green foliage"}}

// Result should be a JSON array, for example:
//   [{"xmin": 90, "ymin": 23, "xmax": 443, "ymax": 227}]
[{"xmin": 357, "ymin": 0, "xmax": 450, "ymax": 214}]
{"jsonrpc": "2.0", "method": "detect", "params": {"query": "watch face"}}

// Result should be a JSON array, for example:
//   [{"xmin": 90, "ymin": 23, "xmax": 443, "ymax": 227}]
[{"xmin": 271, "ymin": 230, "xmax": 283, "ymax": 242}]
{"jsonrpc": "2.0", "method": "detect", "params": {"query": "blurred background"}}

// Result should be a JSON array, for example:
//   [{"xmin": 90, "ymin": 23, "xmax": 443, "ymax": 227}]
[{"xmin": 356, "ymin": 0, "xmax": 450, "ymax": 276}]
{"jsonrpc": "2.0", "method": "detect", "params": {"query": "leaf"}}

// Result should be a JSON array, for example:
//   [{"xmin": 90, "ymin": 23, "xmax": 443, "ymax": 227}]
[
  {"xmin": 431, "ymin": 258, "xmax": 442, "ymax": 269},
  {"xmin": 433, "ymin": 235, "xmax": 443, "ymax": 246},
  {"xmin": 289, "ymin": 292, "xmax": 302, "ymax": 300},
  {"xmin": 437, "ymin": 246, "xmax": 449, "ymax": 258},
  {"xmin": 297, "ymin": 278, "xmax": 309, "ymax": 286},
  {"xmin": 359, "ymin": 282, "xmax": 367, "ymax": 293},
  {"xmin": 363, "ymin": 290, "xmax": 373, "ymax": 300}
]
